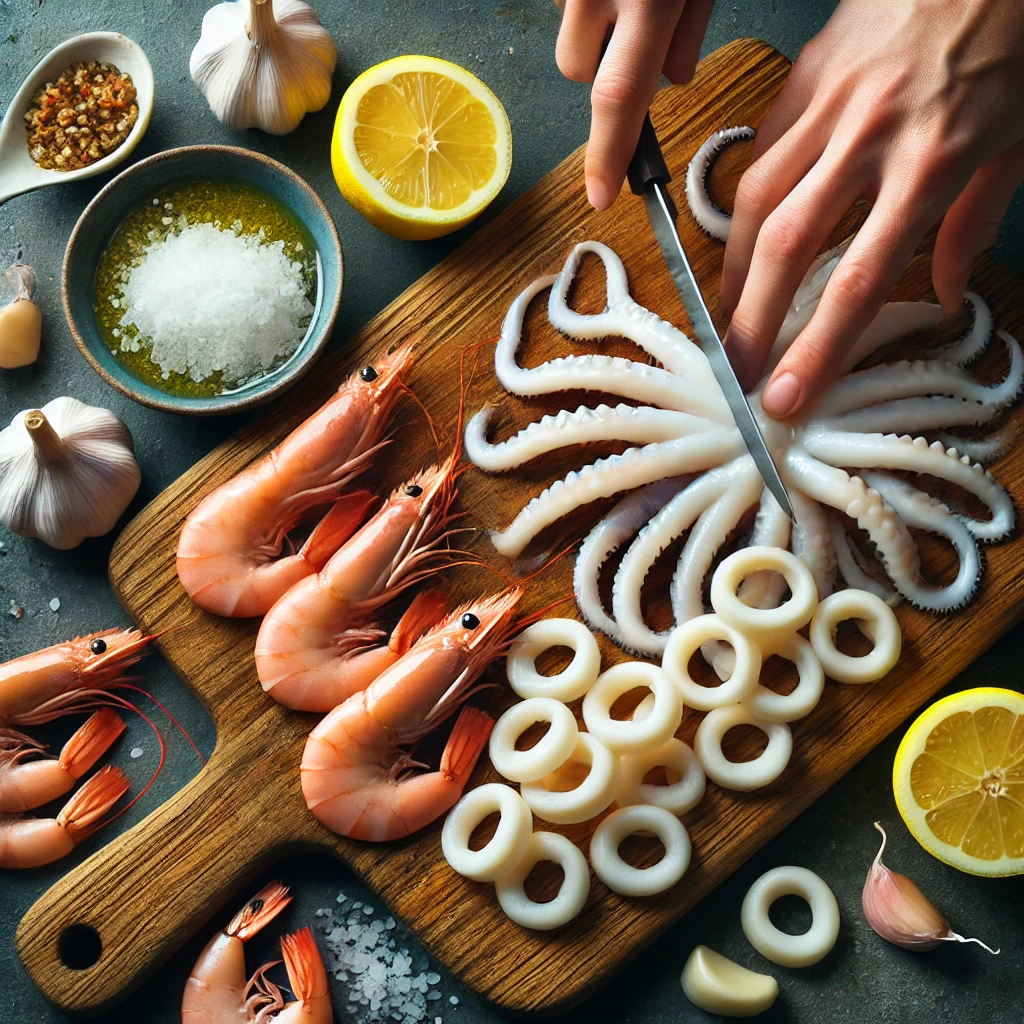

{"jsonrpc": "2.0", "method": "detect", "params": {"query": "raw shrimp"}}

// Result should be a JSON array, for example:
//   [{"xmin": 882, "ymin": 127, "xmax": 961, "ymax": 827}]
[
  {"xmin": 0, "ymin": 708, "xmax": 125, "ymax": 813},
  {"xmin": 0, "ymin": 628, "xmax": 154, "ymax": 727},
  {"xmin": 0, "ymin": 764, "xmax": 129, "ymax": 869},
  {"xmin": 177, "ymin": 344, "xmax": 414, "ymax": 618},
  {"xmin": 246, "ymin": 928, "xmax": 332, "ymax": 1024},
  {"xmin": 181, "ymin": 881, "xmax": 292, "ymax": 1024},
  {"xmin": 256, "ymin": 452, "xmax": 465, "ymax": 712},
  {"xmin": 301, "ymin": 587, "xmax": 527, "ymax": 841}
]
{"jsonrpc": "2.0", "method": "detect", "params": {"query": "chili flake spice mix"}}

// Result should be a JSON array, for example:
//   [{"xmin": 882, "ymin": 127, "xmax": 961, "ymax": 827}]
[{"xmin": 23, "ymin": 60, "xmax": 138, "ymax": 171}]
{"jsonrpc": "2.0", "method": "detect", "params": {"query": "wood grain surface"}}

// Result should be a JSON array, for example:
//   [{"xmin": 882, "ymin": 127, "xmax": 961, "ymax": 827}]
[{"xmin": 16, "ymin": 38, "xmax": 1024, "ymax": 1017}]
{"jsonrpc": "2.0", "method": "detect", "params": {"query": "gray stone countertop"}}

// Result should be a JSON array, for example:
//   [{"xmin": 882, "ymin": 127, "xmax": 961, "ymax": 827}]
[{"xmin": 1, "ymin": 1, "xmax": 1022, "ymax": 1022}]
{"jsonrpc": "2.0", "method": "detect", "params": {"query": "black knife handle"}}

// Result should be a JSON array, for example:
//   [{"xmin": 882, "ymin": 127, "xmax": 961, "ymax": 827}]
[{"xmin": 627, "ymin": 113, "xmax": 672, "ymax": 195}]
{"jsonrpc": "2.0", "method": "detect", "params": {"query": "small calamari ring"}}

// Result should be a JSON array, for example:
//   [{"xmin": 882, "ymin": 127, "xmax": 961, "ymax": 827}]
[
  {"xmin": 809, "ymin": 589, "xmax": 902, "ymax": 685},
  {"xmin": 520, "ymin": 733, "xmax": 620, "ymax": 824},
  {"xmin": 495, "ymin": 831, "xmax": 590, "ymax": 930},
  {"xmin": 710, "ymin": 546, "xmax": 818, "ymax": 642},
  {"xmin": 441, "ymin": 784, "xmax": 533, "ymax": 882},
  {"xmin": 590, "ymin": 804, "xmax": 691, "ymax": 897},
  {"xmin": 506, "ymin": 618, "xmax": 602, "ymax": 702},
  {"xmin": 662, "ymin": 614, "xmax": 762, "ymax": 710},
  {"xmin": 742, "ymin": 634, "xmax": 825, "ymax": 723},
  {"xmin": 489, "ymin": 698, "xmax": 580, "ymax": 783},
  {"xmin": 694, "ymin": 705, "xmax": 793, "ymax": 791},
  {"xmin": 582, "ymin": 662, "xmax": 682, "ymax": 755},
  {"xmin": 741, "ymin": 866, "xmax": 840, "ymax": 967},
  {"xmin": 617, "ymin": 738, "xmax": 706, "ymax": 815}
]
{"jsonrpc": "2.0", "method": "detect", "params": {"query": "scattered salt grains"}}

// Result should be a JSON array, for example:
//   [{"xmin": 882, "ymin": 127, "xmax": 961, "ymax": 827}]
[
  {"xmin": 48, "ymin": 598, "xmax": 60, "ymax": 612},
  {"xmin": 130, "ymin": 746, "xmax": 144, "ymax": 759},
  {"xmin": 317, "ymin": 891, "xmax": 459, "ymax": 1024},
  {"xmin": 115, "ymin": 221, "xmax": 313, "ymax": 384},
  {"xmin": 8, "ymin": 600, "xmax": 23, "ymax": 619}
]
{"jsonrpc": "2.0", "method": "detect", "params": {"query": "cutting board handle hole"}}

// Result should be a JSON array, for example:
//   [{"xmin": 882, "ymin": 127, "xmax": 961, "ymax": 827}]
[{"xmin": 58, "ymin": 924, "xmax": 101, "ymax": 970}]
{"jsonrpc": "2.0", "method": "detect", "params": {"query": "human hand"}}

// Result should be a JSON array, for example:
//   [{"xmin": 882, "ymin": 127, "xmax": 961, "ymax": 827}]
[
  {"xmin": 721, "ymin": 0, "xmax": 1024, "ymax": 419},
  {"xmin": 555, "ymin": 0, "xmax": 716, "ymax": 209}
]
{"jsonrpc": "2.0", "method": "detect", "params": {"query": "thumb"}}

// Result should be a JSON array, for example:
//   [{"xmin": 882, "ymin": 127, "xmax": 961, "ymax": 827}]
[{"xmin": 932, "ymin": 138, "xmax": 1024, "ymax": 313}]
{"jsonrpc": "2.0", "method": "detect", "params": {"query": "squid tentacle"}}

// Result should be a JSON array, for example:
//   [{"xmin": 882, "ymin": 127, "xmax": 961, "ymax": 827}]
[
  {"xmin": 788, "ymin": 488, "xmax": 837, "ymax": 600},
  {"xmin": 465, "ymin": 403, "xmax": 714, "ymax": 473},
  {"xmin": 926, "ymin": 292, "xmax": 992, "ymax": 366},
  {"xmin": 828, "ymin": 511, "xmax": 900, "ymax": 605},
  {"xmin": 684, "ymin": 126, "xmax": 755, "ymax": 242}
]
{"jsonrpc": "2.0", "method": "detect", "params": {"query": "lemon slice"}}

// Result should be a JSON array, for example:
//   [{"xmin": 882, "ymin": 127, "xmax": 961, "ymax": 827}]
[
  {"xmin": 331, "ymin": 55, "xmax": 512, "ymax": 240},
  {"xmin": 893, "ymin": 687, "xmax": 1024, "ymax": 876}
]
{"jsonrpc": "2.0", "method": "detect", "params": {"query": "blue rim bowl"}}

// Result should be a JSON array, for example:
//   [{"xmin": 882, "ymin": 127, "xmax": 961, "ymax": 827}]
[{"xmin": 63, "ymin": 145, "xmax": 343, "ymax": 415}]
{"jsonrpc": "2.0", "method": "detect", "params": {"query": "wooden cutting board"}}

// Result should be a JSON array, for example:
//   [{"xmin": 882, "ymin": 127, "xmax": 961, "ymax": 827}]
[{"xmin": 17, "ymin": 37, "xmax": 1024, "ymax": 1017}]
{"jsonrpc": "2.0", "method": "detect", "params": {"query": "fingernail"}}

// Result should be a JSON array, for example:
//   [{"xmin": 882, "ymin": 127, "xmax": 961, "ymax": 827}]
[
  {"xmin": 762, "ymin": 371, "xmax": 802, "ymax": 418},
  {"xmin": 586, "ymin": 176, "xmax": 616, "ymax": 211}
]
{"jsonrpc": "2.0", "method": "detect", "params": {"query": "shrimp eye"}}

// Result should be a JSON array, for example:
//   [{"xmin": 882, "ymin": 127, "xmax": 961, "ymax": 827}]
[
  {"xmin": 250, "ymin": 898, "xmax": 264, "ymax": 913},
  {"xmin": 360, "ymin": 365, "xmax": 378, "ymax": 382},
  {"xmin": 405, "ymin": 484, "xmax": 423, "ymax": 497},
  {"xmin": 461, "ymin": 613, "xmax": 480, "ymax": 630},
  {"xmin": 89, "ymin": 639, "xmax": 107, "ymax": 655}
]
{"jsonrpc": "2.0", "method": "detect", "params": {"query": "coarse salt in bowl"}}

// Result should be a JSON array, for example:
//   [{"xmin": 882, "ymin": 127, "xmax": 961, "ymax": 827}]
[{"xmin": 63, "ymin": 145, "xmax": 343, "ymax": 415}]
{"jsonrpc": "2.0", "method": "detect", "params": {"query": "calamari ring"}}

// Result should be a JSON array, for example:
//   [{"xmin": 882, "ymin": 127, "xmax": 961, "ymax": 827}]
[
  {"xmin": 694, "ymin": 705, "xmax": 792, "ymax": 791},
  {"xmin": 520, "ymin": 733, "xmax": 620, "ymax": 824},
  {"xmin": 582, "ymin": 662, "xmax": 682, "ymax": 755},
  {"xmin": 589, "ymin": 804, "xmax": 691, "ymax": 897},
  {"xmin": 741, "ymin": 865, "xmax": 840, "ymax": 967},
  {"xmin": 742, "ymin": 634, "xmax": 825, "ymax": 723},
  {"xmin": 441, "ymin": 783, "xmax": 533, "ymax": 882},
  {"xmin": 495, "ymin": 830, "xmax": 590, "ymax": 930},
  {"xmin": 506, "ymin": 618, "xmax": 602, "ymax": 702},
  {"xmin": 617, "ymin": 738, "xmax": 706, "ymax": 815},
  {"xmin": 809, "ymin": 589, "xmax": 902, "ymax": 684},
  {"xmin": 662, "ymin": 614, "xmax": 762, "ymax": 710},
  {"xmin": 710, "ymin": 546, "xmax": 818, "ymax": 643},
  {"xmin": 489, "ymin": 697, "xmax": 580, "ymax": 783}
]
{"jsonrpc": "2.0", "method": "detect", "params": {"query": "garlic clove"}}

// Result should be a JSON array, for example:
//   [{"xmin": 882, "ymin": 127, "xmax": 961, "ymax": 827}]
[
  {"xmin": 0, "ymin": 264, "xmax": 41, "ymax": 369},
  {"xmin": 862, "ymin": 822, "xmax": 1000, "ymax": 954},
  {"xmin": 681, "ymin": 945, "xmax": 779, "ymax": 1017}
]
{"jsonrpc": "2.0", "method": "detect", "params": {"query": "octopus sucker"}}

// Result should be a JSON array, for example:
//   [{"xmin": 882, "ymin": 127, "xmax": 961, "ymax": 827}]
[
  {"xmin": 685, "ymin": 125, "xmax": 756, "ymax": 242},
  {"xmin": 468, "ymin": 140, "xmax": 1020, "ymax": 645}
]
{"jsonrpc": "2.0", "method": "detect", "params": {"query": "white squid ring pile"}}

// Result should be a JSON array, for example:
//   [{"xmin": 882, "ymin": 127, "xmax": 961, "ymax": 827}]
[
  {"xmin": 694, "ymin": 705, "xmax": 793, "ymax": 791},
  {"xmin": 741, "ymin": 866, "xmax": 840, "ymax": 967},
  {"xmin": 494, "ymin": 830, "xmax": 590, "ymax": 930},
  {"xmin": 617, "ymin": 738, "xmax": 706, "ymax": 815},
  {"xmin": 506, "ymin": 618, "xmax": 602, "ymax": 701},
  {"xmin": 809, "ymin": 589, "xmax": 902, "ymax": 684},
  {"xmin": 520, "ymin": 733, "xmax": 620, "ymax": 824},
  {"xmin": 582, "ymin": 662, "xmax": 682, "ymax": 755},
  {"xmin": 589, "ymin": 804, "xmax": 691, "ymax": 897},
  {"xmin": 742, "ymin": 634, "xmax": 825, "ymax": 723},
  {"xmin": 489, "ymin": 698, "xmax": 579, "ymax": 783},
  {"xmin": 710, "ymin": 546, "xmax": 818, "ymax": 643},
  {"xmin": 662, "ymin": 614, "xmax": 762, "ymax": 710},
  {"xmin": 441, "ymin": 784, "xmax": 533, "ymax": 882}
]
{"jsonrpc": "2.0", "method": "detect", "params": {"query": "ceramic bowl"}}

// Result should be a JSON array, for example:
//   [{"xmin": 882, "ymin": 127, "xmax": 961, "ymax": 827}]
[
  {"xmin": 0, "ymin": 32, "xmax": 154, "ymax": 205},
  {"xmin": 63, "ymin": 145, "xmax": 343, "ymax": 415}
]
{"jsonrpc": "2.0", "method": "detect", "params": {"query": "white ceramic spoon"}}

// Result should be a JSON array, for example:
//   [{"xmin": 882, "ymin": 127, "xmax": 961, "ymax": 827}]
[{"xmin": 0, "ymin": 32, "xmax": 154, "ymax": 205}]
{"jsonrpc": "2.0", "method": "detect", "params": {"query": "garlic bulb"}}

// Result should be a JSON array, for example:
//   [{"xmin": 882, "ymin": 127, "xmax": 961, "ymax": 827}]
[
  {"xmin": 862, "ymin": 823, "xmax": 999, "ymax": 954},
  {"xmin": 0, "ymin": 264, "xmax": 42, "ymax": 369},
  {"xmin": 190, "ymin": 0, "xmax": 337, "ymax": 135},
  {"xmin": 0, "ymin": 398, "xmax": 142, "ymax": 550}
]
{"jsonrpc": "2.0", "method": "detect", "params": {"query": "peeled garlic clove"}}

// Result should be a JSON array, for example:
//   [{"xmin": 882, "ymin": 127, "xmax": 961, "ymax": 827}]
[
  {"xmin": 0, "ymin": 264, "xmax": 42, "ymax": 369},
  {"xmin": 681, "ymin": 945, "xmax": 779, "ymax": 1017},
  {"xmin": 862, "ymin": 822, "xmax": 999, "ymax": 954}
]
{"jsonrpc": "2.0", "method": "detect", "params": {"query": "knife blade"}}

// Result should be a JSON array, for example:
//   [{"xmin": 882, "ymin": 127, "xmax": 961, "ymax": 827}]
[{"xmin": 627, "ymin": 113, "xmax": 794, "ymax": 522}]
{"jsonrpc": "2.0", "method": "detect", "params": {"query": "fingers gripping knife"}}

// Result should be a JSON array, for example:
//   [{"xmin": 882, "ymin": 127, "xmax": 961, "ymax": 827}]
[{"xmin": 627, "ymin": 113, "xmax": 794, "ymax": 521}]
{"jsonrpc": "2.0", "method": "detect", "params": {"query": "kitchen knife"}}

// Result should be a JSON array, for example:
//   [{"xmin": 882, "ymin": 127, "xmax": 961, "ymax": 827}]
[{"xmin": 627, "ymin": 112, "xmax": 795, "ymax": 522}]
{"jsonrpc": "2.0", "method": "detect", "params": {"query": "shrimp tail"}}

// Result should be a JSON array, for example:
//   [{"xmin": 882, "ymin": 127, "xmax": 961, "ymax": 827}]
[
  {"xmin": 390, "ymin": 589, "xmax": 449, "ymax": 655},
  {"xmin": 228, "ymin": 881, "xmax": 292, "ymax": 941},
  {"xmin": 298, "ymin": 490, "xmax": 379, "ymax": 572},
  {"xmin": 280, "ymin": 927, "xmax": 329, "ymax": 1007},
  {"xmin": 56, "ymin": 764, "xmax": 130, "ymax": 844},
  {"xmin": 60, "ymin": 709, "xmax": 126, "ymax": 778},
  {"xmin": 439, "ymin": 706, "xmax": 494, "ymax": 784}
]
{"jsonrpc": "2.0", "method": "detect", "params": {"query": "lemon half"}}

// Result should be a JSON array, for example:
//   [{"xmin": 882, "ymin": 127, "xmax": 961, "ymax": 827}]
[
  {"xmin": 893, "ymin": 687, "xmax": 1024, "ymax": 876},
  {"xmin": 331, "ymin": 55, "xmax": 512, "ymax": 240}
]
